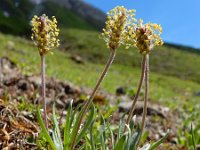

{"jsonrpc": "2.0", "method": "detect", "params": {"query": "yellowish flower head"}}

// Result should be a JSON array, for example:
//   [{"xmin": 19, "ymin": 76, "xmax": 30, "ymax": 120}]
[
  {"xmin": 134, "ymin": 19, "xmax": 163, "ymax": 55},
  {"xmin": 101, "ymin": 6, "xmax": 137, "ymax": 50},
  {"xmin": 31, "ymin": 14, "xmax": 60, "ymax": 55}
]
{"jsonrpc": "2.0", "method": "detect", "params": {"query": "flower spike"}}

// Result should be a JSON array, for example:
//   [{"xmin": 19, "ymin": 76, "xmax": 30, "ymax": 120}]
[
  {"xmin": 101, "ymin": 6, "xmax": 137, "ymax": 50},
  {"xmin": 134, "ymin": 19, "xmax": 163, "ymax": 54},
  {"xmin": 31, "ymin": 14, "xmax": 60, "ymax": 55}
]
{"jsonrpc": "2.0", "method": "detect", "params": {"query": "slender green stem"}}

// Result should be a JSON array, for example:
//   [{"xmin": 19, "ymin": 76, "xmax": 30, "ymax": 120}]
[
  {"xmin": 71, "ymin": 49, "xmax": 116, "ymax": 150},
  {"xmin": 141, "ymin": 54, "xmax": 149, "ymax": 133},
  {"xmin": 136, "ymin": 54, "xmax": 149, "ymax": 149},
  {"xmin": 125, "ymin": 55, "xmax": 146, "ymax": 129},
  {"xmin": 41, "ymin": 54, "xmax": 48, "ymax": 129}
]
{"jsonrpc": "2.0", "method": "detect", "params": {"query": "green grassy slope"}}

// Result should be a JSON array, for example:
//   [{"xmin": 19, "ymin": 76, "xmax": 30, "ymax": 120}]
[
  {"xmin": 1, "ymin": 0, "xmax": 200, "ymax": 86},
  {"xmin": 61, "ymin": 29, "xmax": 200, "ymax": 84},
  {"xmin": 0, "ymin": 31, "xmax": 200, "ymax": 108}
]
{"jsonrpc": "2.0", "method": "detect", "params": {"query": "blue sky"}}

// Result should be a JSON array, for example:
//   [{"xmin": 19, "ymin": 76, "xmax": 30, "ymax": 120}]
[{"xmin": 85, "ymin": 0, "xmax": 200, "ymax": 48}]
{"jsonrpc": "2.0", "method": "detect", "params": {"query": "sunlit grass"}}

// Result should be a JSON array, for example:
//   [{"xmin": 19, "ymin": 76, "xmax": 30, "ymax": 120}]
[{"xmin": 0, "ymin": 32, "xmax": 200, "ymax": 108}]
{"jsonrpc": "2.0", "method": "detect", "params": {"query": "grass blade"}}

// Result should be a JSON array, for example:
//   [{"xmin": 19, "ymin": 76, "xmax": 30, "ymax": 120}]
[
  {"xmin": 52, "ymin": 104, "xmax": 63, "ymax": 149},
  {"xmin": 64, "ymin": 100, "xmax": 73, "ymax": 150},
  {"xmin": 107, "ymin": 123, "xmax": 114, "ymax": 150},
  {"xmin": 191, "ymin": 123, "xmax": 197, "ymax": 150},
  {"xmin": 139, "ymin": 144, "xmax": 150, "ymax": 150},
  {"xmin": 36, "ymin": 108, "xmax": 57, "ymax": 150},
  {"xmin": 89, "ymin": 120, "xmax": 96, "ymax": 150},
  {"xmin": 100, "ymin": 114, "xmax": 106, "ymax": 150},
  {"xmin": 76, "ymin": 104, "xmax": 96, "ymax": 144},
  {"xmin": 148, "ymin": 130, "xmax": 169, "ymax": 150},
  {"xmin": 114, "ymin": 135, "xmax": 126, "ymax": 150},
  {"xmin": 129, "ymin": 131, "xmax": 142, "ymax": 150},
  {"xmin": 52, "ymin": 130, "xmax": 62, "ymax": 149},
  {"xmin": 70, "ymin": 103, "xmax": 85, "ymax": 145},
  {"xmin": 117, "ymin": 120, "xmax": 125, "ymax": 141}
]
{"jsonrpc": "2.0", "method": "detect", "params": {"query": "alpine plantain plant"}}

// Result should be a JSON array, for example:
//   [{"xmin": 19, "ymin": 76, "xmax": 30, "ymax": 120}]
[{"xmin": 34, "ymin": 6, "xmax": 169, "ymax": 150}]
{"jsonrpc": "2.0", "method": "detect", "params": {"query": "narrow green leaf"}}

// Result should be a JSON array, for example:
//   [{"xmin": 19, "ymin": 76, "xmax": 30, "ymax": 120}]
[
  {"xmin": 36, "ymin": 108, "xmax": 57, "ymax": 150},
  {"xmin": 52, "ymin": 104, "xmax": 63, "ymax": 149},
  {"xmin": 114, "ymin": 135, "xmax": 126, "ymax": 150},
  {"xmin": 141, "ymin": 131, "xmax": 149, "ymax": 145},
  {"xmin": 85, "ymin": 135, "xmax": 91, "ymax": 150},
  {"xmin": 64, "ymin": 100, "xmax": 73, "ymax": 150},
  {"xmin": 117, "ymin": 120, "xmax": 125, "ymax": 141},
  {"xmin": 76, "ymin": 104, "xmax": 96, "ymax": 144},
  {"xmin": 107, "ymin": 123, "xmax": 114, "ymax": 150},
  {"xmin": 100, "ymin": 114, "xmax": 106, "ymax": 150},
  {"xmin": 78, "ymin": 143, "xmax": 86, "ymax": 150},
  {"xmin": 70, "ymin": 104, "xmax": 82, "ymax": 128},
  {"xmin": 191, "ymin": 123, "xmax": 197, "ymax": 150},
  {"xmin": 125, "ymin": 124, "xmax": 132, "ymax": 150},
  {"xmin": 139, "ymin": 144, "xmax": 150, "ymax": 150},
  {"xmin": 129, "ymin": 131, "xmax": 141, "ymax": 150},
  {"xmin": 186, "ymin": 132, "xmax": 192, "ymax": 148},
  {"xmin": 52, "ymin": 130, "xmax": 62, "ymax": 149},
  {"xmin": 129, "ymin": 119, "xmax": 135, "ymax": 132},
  {"xmin": 148, "ymin": 131, "xmax": 169, "ymax": 150},
  {"xmin": 70, "ymin": 103, "xmax": 85, "ymax": 144},
  {"xmin": 89, "ymin": 121, "xmax": 96, "ymax": 150}
]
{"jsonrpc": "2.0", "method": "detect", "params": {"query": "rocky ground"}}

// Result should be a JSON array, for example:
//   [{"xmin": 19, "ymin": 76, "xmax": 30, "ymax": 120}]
[{"xmin": 0, "ymin": 57, "xmax": 184, "ymax": 149}]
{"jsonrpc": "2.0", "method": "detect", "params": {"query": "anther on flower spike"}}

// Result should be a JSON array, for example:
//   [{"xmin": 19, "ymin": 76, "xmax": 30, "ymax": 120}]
[
  {"xmin": 31, "ymin": 14, "xmax": 60, "ymax": 129},
  {"xmin": 71, "ymin": 6, "xmax": 136, "ymax": 150}
]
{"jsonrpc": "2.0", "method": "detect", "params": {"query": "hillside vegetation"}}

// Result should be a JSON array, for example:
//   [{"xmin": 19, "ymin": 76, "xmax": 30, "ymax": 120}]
[
  {"xmin": 1, "ymin": 0, "xmax": 200, "ymax": 85},
  {"xmin": 61, "ymin": 28, "xmax": 200, "ymax": 84},
  {"xmin": 0, "ymin": 30, "xmax": 200, "ymax": 108}
]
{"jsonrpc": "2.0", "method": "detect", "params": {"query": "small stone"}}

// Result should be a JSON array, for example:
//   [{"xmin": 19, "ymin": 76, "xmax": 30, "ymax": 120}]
[
  {"xmin": 116, "ymin": 87, "xmax": 126, "ymax": 95},
  {"xmin": 64, "ymin": 85, "xmax": 75, "ymax": 94},
  {"xmin": 7, "ymin": 41, "xmax": 15, "ymax": 50},
  {"xmin": 119, "ymin": 101, "xmax": 132, "ymax": 112},
  {"xmin": 119, "ymin": 101, "xmax": 167, "ymax": 118},
  {"xmin": 56, "ymin": 99, "xmax": 65, "ymax": 108},
  {"xmin": 18, "ymin": 80, "xmax": 29, "ymax": 91},
  {"xmin": 28, "ymin": 76, "xmax": 41, "ymax": 88},
  {"xmin": 70, "ymin": 55, "xmax": 84, "ymax": 64},
  {"xmin": 1, "ymin": 56, "xmax": 17, "ymax": 71},
  {"xmin": 93, "ymin": 94, "xmax": 107, "ymax": 105},
  {"xmin": 195, "ymin": 91, "xmax": 200, "ymax": 96},
  {"xmin": 197, "ymin": 144, "xmax": 200, "ymax": 150}
]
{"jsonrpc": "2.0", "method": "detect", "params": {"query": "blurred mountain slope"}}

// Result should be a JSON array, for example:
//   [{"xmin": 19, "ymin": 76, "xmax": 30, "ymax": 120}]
[
  {"xmin": 0, "ymin": 0, "xmax": 105, "ymax": 35},
  {"xmin": 1, "ymin": 0, "xmax": 200, "ymax": 84}
]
